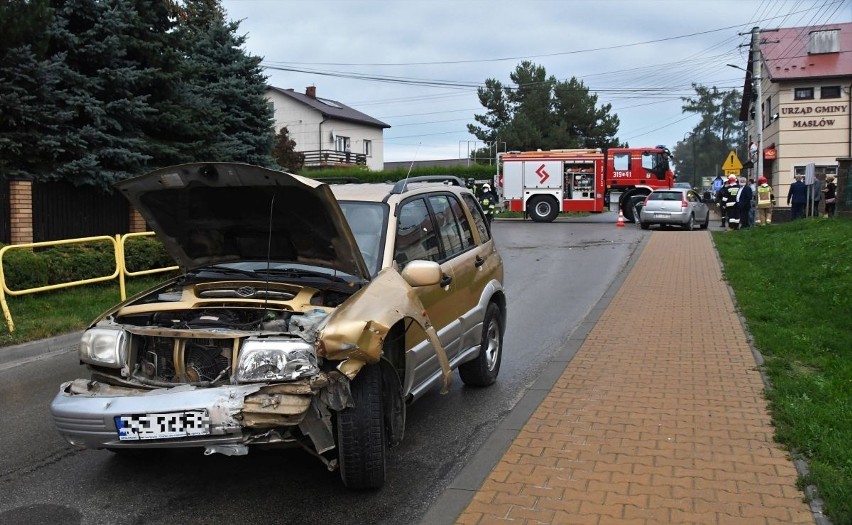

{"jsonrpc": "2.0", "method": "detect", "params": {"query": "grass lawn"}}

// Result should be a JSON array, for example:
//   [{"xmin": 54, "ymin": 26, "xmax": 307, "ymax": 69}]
[
  {"xmin": 714, "ymin": 217, "xmax": 852, "ymax": 524},
  {"xmin": 0, "ymin": 277, "xmax": 165, "ymax": 347}
]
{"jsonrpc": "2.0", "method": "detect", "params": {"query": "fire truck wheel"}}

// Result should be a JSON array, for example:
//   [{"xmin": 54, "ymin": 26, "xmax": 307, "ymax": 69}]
[
  {"xmin": 619, "ymin": 195, "xmax": 640, "ymax": 223},
  {"xmin": 527, "ymin": 196, "xmax": 559, "ymax": 223}
]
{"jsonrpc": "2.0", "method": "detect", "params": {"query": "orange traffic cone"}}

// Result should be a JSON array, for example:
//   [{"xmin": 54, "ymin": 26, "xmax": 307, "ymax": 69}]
[{"xmin": 616, "ymin": 210, "xmax": 625, "ymax": 227}]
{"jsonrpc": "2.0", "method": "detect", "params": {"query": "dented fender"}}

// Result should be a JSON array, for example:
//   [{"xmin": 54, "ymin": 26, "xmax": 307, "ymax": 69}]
[{"xmin": 319, "ymin": 266, "xmax": 452, "ymax": 393}]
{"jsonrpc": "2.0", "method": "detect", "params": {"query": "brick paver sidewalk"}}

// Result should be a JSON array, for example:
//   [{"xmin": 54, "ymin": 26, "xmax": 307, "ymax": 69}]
[{"xmin": 455, "ymin": 232, "xmax": 813, "ymax": 524}]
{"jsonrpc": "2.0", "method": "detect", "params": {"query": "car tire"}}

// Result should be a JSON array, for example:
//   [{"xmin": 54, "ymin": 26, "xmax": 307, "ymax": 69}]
[
  {"xmin": 699, "ymin": 211, "xmax": 709, "ymax": 230},
  {"xmin": 459, "ymin": 303, "xmax": 502, "ymax": 387},
  {"xmin": 684, "ymin": 214, "xmax": 695, "ymax": 230},
  {"xmin": 527, "ymin": 196, "xmax": 558, "ymax": 223},
  {"xmin": 640, "ymin": 222, "xmax": 650, "ymax": 230},
  {"xmin": 336, "ymin": 363, "xmax": 386, "ymax": 489}
]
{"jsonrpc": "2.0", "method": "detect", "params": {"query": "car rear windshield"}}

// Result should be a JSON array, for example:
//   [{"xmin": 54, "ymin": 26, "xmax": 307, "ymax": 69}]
[{"xmin": 649, "ymin": 192, "xmax": 682, "ymax": 201}]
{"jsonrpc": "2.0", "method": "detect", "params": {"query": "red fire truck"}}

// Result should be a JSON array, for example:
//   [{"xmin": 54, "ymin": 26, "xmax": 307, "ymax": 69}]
[{"xmin": 496, "ymin": 146, "xmax": 674, "ymax": 223}]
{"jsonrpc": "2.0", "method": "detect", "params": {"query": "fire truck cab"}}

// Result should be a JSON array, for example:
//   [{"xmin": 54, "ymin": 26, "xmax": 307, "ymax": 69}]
[{"xmin": 497, "ymin": 147, "xmax": 673, "ymax": 223}]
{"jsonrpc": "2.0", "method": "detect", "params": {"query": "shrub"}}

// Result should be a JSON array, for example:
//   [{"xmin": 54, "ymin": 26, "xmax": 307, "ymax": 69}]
[
  {"xmin": 42, "ymin": 242, "xmax": 116, "ymax": 284},
  {"xmin": 1, "ymin": 237, "xmax": 174, "ymax": 290},
  {"xmin": 123, "ymin": 236, "xmax": 175, "ymax": 273},
  {"xmin": 1, "ymin": 246, "xmax": 50, "ymax": 290}
]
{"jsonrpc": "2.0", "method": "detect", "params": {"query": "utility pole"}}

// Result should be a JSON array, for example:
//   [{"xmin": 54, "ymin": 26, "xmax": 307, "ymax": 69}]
[{"xmin": 752, "ymin": 27, "xmax": 763, "ymax": 182}]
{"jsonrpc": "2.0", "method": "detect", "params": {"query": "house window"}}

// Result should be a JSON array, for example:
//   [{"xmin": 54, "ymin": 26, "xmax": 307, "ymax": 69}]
[
  {"xmin": 765, "ymin": 95, "xmax": 772, "ymax": 126},
  {"xmin": 335, "ymin": 136, "xmax": 350, "ymax": 152},
  {"xmin": 364, "ymin": 140, "xmax": 372, "ymax": 157},
  {"xmin": 794, "ymin": 87, "xmax": 814, "ymax": 100},
  {"xmin": 793, "ymin": 165, "xmax": 838, "ymax": 181},
  {"xmin": 821, "ymin": 86, "xmax": 841, "ymax": 99}
]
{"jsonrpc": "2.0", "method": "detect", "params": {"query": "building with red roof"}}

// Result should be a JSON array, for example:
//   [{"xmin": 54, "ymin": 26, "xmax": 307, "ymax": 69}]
[{"xmin": 735, "ymin": 22, "xmax": 851, "ymax": 216}]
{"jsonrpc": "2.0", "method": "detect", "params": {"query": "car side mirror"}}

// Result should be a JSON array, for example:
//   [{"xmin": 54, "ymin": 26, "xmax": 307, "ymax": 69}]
[{"xmin": 400, "ymin": 260, "xmax": 442, "ymax": 287}]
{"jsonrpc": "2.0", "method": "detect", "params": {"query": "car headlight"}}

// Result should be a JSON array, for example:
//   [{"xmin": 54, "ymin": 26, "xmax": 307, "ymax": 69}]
[
  {"xmin": 79, "ymin": 328, "xmax": 128, "ymax": 368},
  {"xmin": 235, "ymin": 338, "xmax": 319, "ymax": 383}
]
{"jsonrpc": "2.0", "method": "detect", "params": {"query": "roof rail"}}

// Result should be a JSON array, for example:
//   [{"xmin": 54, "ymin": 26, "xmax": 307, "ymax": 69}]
[{"xmin": 390, "ymin": 175, "xmax": 466, "ymax": 194}]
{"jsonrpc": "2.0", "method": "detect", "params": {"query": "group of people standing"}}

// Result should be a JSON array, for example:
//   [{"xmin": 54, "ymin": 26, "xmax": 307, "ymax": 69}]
[
  {"xmin": 714, "ymin": 172, "xmax": 837, "ymax": 229},
  {"xmin": 786, "ymin": 174, "xmax": 837, "ymax": 220},
  {"xmin": 716, "ymin": 175, "xmax": 766, "ymax": 229}
]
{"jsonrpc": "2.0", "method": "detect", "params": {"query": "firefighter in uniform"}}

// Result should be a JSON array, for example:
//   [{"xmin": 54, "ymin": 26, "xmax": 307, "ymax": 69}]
[
  {"xmin": 479, "ymin": 183, "xmax": 497, "ymax": 224},
  {"xmin": 722, "ymin": 175, "xmax": 741, "ymax": 230},
  {"xmin": 755, "ymin": 176, "xmax": 775, "ymax": 225},
  {"xmin": 716, "ymin": 176, "xmax": 731, "ymax": 227}
]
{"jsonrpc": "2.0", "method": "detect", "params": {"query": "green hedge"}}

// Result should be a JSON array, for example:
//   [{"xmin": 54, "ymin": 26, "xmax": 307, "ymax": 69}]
[
  {"xmin": 1, "ymin": 236, "xmax": 173, "ymax": 290},
  {"xmin": 299, "ymin": 164, "xmax": 497, "ymax": 183}
]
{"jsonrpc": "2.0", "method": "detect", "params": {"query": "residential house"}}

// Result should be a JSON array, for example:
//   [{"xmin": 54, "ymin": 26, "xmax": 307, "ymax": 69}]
[
  {"xmin": 735, "ymin": 22, "xmax": 852, "ymax": 214},
  {"xmin": 266, "ymin": 86, "xmax": 390, "ymax": 171}
]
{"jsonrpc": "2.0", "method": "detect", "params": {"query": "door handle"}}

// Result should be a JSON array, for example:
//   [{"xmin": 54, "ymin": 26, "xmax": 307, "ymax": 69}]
[
  {"xmin": 474, "ymin": 255, "xmax": 485, "ymax": 268},
  {"xmin": 440, "ymin": 274, "xmax": 453, "ymax": 287}
]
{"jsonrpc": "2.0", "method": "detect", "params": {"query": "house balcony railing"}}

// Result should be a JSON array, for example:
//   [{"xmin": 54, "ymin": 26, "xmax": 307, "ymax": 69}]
[{"xmin": 302, "ymin": 149, "xmax": 367, "ymax": 168}]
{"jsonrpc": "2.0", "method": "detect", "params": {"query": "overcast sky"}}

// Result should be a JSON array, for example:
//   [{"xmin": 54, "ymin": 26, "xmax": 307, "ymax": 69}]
[{"xmin": 220, "ymin": 0, "xmax": 850, "ymax": 163}]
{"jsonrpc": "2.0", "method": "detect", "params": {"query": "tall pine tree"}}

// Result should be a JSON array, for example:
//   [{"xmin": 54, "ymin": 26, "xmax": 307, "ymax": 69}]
[{"xmin": 468, "ymin": 61, "xmax": 621, "ymax": 156}]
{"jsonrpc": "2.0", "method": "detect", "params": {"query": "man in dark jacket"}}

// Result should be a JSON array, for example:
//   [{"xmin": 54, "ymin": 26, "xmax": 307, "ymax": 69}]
[
  {"xmin": 736, "ymin": 176, "xmax": 753, "ymax": 228},
  {"xmin": 787, "ymin": 175, "xmax": 808, "ymax": 220}
]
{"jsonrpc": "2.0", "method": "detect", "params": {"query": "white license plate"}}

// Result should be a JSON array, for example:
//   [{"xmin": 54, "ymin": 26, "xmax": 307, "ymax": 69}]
[
  {"xmin": 654, "ymin": 213, "xmax": 671, "ymax": 218},
  {"xmin": 115, "ymin": 410, "xmax": 210, "ymax": 441}
]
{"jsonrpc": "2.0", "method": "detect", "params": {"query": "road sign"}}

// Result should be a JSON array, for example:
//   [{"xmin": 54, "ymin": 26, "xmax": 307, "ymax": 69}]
[{"xmin": 722, "ymin": 150, "xmax": 743, "ymax": 171}]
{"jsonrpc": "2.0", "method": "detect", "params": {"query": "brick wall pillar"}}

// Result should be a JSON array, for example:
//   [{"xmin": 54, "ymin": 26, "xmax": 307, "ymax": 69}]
[
  {"xmin": 129, "ymin": 208, "xmax": 147, "ymax": 233},
  {"xmin": 9, "ymin": 178, "xmax": 34, "ymax": 245}
]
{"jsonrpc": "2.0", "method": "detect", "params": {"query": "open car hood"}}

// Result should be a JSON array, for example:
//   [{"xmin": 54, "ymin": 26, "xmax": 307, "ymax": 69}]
[{"xmin": 115, "ymin": 163, "xmax": 371, "ymax": 281}]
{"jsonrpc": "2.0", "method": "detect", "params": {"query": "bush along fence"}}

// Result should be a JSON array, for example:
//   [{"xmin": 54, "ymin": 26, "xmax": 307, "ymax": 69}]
[{"xmin": 0, "ymin": 232, "xmax": 177, "ymax": 332}]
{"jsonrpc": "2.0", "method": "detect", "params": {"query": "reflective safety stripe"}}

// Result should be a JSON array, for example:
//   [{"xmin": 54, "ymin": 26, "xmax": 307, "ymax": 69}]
[{"xmin": 757, "ymin": 186, "xmax": 772, "ymax": 208}]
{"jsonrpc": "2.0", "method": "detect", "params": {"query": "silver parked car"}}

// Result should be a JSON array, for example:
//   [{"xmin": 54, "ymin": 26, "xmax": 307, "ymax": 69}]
[{"xmin": 639, "ymin": 188, "xmax": 710, "ymax": 230}]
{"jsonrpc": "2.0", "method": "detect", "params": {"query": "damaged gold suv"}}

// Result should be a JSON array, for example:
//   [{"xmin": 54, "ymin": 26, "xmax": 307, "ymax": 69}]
[{"xmin": 50, "ymin": 163, "xmax": 506, "ymax": 489}]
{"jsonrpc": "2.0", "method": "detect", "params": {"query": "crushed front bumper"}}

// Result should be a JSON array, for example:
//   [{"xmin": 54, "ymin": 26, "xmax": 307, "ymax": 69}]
[{"xmin": 50, "ymin": 377, "xmax": 344, "ymax": 456}]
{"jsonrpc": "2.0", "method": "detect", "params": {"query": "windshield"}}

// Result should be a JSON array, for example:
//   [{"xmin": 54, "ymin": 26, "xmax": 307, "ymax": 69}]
[
  {"xmin": 649, "ymin": 191, "xmax": 683, "ymax": 201},
  {"xmin": 339, "ymin": 202, "xmax": 388, "ymax": 277}
]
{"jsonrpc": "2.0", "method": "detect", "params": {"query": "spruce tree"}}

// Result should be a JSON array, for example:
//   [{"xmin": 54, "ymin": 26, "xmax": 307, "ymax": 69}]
[
  {"xmin": 178, "ymin": 1, "xmax": 275, "ymax": 165},
  {"xmin": 0, "ymin": 0, "xmax": 66, "ymax": 179},
  {"xmin": 46, "ymin": 0, "xmax": 154, "ymax": 188}
]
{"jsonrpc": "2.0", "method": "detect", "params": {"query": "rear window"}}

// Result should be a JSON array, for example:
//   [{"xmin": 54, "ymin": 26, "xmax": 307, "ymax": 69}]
[{"xmin": 648, "ymin": 191, "xmax": 682, "ymax": 201}]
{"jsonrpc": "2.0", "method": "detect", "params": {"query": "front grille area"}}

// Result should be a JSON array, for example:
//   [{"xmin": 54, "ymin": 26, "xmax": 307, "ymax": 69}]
[{"xmin": 133, "ymin": 336, "xmax": 234, "ymax": 385}]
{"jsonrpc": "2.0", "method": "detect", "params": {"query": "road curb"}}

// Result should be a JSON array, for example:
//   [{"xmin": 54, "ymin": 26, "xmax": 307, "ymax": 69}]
[{"xmin": 0, "ymin": 331, "xmax": 81, "ymax": 370}]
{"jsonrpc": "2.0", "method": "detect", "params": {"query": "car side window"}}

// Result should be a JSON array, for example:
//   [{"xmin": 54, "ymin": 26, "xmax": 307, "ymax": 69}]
[
  {"xmin": 428, "ymin": 194, "xmax": 471, "ymax": 258},
  {"xmin": 394, "ymin": 198, "xmax": 440, "ymax": 266},
  {"xmin": 462, "ymin": 193, "xmax": 490, "ymax": 242},
  {"xmin": 448, "ymin": 194, "xmax": 475, "ymax": 249}
]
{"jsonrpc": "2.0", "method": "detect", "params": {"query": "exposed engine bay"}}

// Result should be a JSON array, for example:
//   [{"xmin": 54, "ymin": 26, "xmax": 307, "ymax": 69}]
[{"xmin": 88, "ymin": 278, "xmax": 354, "ymax": 389}]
